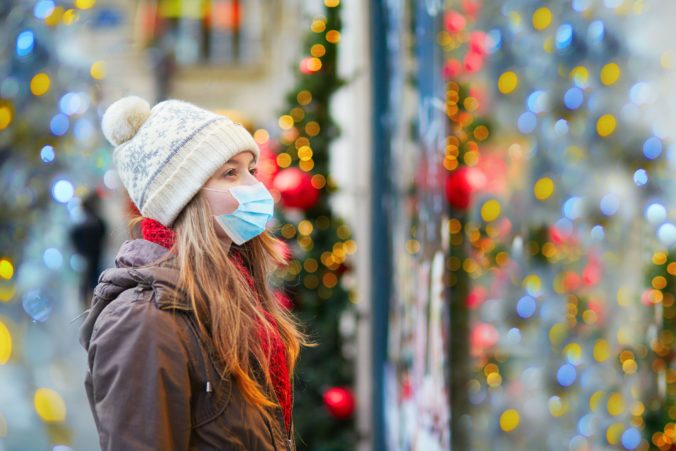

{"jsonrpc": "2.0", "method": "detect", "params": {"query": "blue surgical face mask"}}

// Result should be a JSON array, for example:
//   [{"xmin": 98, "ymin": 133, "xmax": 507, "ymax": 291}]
[{"xmin": 202, "ymin": 182, "xmax": 274, "ymax": 245}]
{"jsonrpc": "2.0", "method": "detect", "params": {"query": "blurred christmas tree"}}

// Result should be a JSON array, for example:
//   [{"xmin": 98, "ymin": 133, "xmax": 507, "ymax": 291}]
[
  {"xmin": 0, "ymin": 1, "xmax": 108, "ymax": 448},
  {"xmin": 254, "ymin": 1, "xmax": 357, "ymax": 449},
  {"xmin": 437, "ymin": 0, "xmax": 675, "ymax": 449}
]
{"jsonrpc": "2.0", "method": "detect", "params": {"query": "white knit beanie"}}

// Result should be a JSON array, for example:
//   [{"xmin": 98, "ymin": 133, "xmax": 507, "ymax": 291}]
[{"xmin": 101, "ymin": 96, "xmax": 260, "ymax": 226}]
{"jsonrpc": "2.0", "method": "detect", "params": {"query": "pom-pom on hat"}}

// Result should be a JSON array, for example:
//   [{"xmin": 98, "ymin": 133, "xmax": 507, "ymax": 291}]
[{"xmin": 101, "ymin": 96, "xmax": 260, "ymax": 226}]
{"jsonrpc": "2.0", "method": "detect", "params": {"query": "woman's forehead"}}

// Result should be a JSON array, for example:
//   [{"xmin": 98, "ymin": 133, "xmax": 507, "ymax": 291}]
[{"xmin": 224, "ymin": 151, "xmax": 256, "ymax": 166}]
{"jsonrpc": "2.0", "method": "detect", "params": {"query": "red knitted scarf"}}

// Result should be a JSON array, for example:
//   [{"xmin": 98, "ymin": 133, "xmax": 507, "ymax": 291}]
[{"xmin": 139, "ymin": 217, "xmax": 292, "ymax": 432}]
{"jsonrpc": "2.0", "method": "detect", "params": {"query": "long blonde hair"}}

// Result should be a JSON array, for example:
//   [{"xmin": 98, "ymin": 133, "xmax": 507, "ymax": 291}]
[{"xmin": 129, "ymin": 193, "xmax": 314, "ymax": 421}]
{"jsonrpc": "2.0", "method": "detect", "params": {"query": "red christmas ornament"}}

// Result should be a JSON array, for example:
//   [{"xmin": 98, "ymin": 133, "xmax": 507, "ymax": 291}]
[
  {"xmin": 445, "ymin": 166, "xmax": 484, "ymax": 209},
  {"xmin": 463, "ymin": 51, "xmax": 484, "ymax": 73},
  {"xmin": 469, "ymin": 31, "xmax": 490, "ymax": 56},
  {"xmin": 442, "ymin": 59, "xmax": 463, "ymax": 79},
  {"xmin": 470, "ymin": 323, "xmax": 498, "ymax": 356},
  {"xmin": 462, "ymin": 0, "xmax": 482, "ymax": 18},
  {"xmin": 444, "ymin": 10, "xmax": 466, "ymax": 33},
  {"xmin": 322, "ymin": 387, "xmax": 355, "ymax": 420},
  {"xmin": 466, "ymin": 286, "xmax": 487, "ymax": 309},
  {"xmin": 272, "ymin": 167, "xmax": 320, "ymax": 211}
]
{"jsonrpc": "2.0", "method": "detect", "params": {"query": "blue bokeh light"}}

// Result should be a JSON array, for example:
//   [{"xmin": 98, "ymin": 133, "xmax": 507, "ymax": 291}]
[
  {"xmin": 556, "ymin": 24, "xmax": 573, "ymax": 50},
  {"xmin": 643, "ymin": 137, "xmax": 662, "ymax": 160},
  {"xmin": 33, "ymin": 1, "xmax": 55, "ymax": 19},
  {"xmin": 587, "ymin": 20, "xmax": 605, "ymax": 43},
  {"xmin": 527, "ymin": 91, "xmax": 547, "ymax": 114},
  {"xmin": 557, "ymin": 363, "xmax": 577, "ymax": 386},
  {"xmin": 658, "ymin": 223, "xmax": 676, "ymax": 247},
  {"xmin": 50, "ymin": 114, "xmax": 69, "ymax": 136},
  {"xmin": 633, "ymin": 169, "xmax": 648, "ymax": 186},
  {"xmin": 43, "ymin": 248, "xmax": 63, "ymax": 270},
  {"xmin": 621, "ymin": 428, "xmax": 641, "ymax": 450},
  {"xmin": 591, "ymin": 225, "xmax": 605, "ymax": 241},
  {"xmin": 564, "ymin": 87, "xmax": 584, "ymax": 110},
  {"xmin": 487, "ymin": 29, "xmax": 502, "ymax": 53},
  {"xmin": 22, "ymin": 289, "xmax": 52, "ymax": 322},
  {"xmin": 516, "ymin": 295, "xmax": 537, "ymax": 318},
  {"xmin": 645, "ymin": 203, "xmax": 666, "ymax": 225},
  {"xmin": 563, "ymin": 197, "xmax": 583, "ymax": 220},
  {"xmin": 40, "ymin": 145, "xmax": 55, "ymax": 163},
  {"xmin": 518, "ymin": 112, "xmax": 537, "ymax": 134},
  {"xmin": 52, "ymin": 179, "xmax": 74, "ymax": 203},
  {"xmin": 600, "ymin": 194, "xmax": 620, "ymax": 216},
  {"xmin": 16, "ymin": 30, "xmax": 35, "ymax": 57}
]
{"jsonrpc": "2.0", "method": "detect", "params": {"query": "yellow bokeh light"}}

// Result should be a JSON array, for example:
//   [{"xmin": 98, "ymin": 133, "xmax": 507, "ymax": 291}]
[
  {"xmin": 564, "ymin": 342, "xmax": 582, "ymax": 364},
  {"xmin": 0, "ymin": 320, "xmax": 11, "ymax": 364},
  {"xmin": 297, "ymin": 90, "xmax": 312, "ymax": 105},
  {"xmin": 298, "ymin": 220, "xmax": 314, "ymax": 236},
  {"xmin": 326, "ymin": 30, "xmax": 341, "ymax": 44},
  {"xmin": 62, "ymin": 9, "xmax": 78, "ymax": 25},
  {"xmin": 276, "ymin": 153, "xmax": 292, "ymax": 168},
  {"xmin": 324, "ymin": 0, "xmax": 340, "ymax": 6},
  {"xmin": 45, "ymin": 6, "xmax": 64, "ymax": 26},
  {"xmin": 498, "ymin": 71, "xmax": 519, "ymax": 94},
  {"xmin": 548, "ymin": 396, "xmax": 568, "ymax": 417},
  {"xmin": 298, "ymin": 146, "xmax": 313, "ymax": 161},
  {"xmin": 311, "ymin": 174, "xmax": 326, "ymax": 189},
  {"xmin": 532, "ymin": 7, "xmax": 552, "ymax": 30},
  {"xmin": 305, "ymin": 121, "xmax": 321, "ymax": 136},
  {"xmin": 0, "ymin": 286, "xmax": 16, "ymax": 303},
  {"xmin": 653, "ymin": 252, "xmax": 667, "ymax": 265},
  {"xmin": 589, "ymin": 391, "xmax": 604, "ymax": 412},
  {"xmin": 278, "ymin": 115, "xmax": 294, "ymax": 130},
  {"xmin": 622, "ymin": 359, "xmax": 637, "ymax": 374},
  {"xmin": 0, "ymin": 260, "xmax": 13, "ymax": 280},
  {"xmin": 593, "ymin": 339, "xmax": 610, "ymax": 362},
  {"xmin": 253, "ymin": 128, "xmax": 269, "ymax": 144},
  {"xmin": 307, "ymin": 57, "xmax": 323, "ymax": 72},
  {"xmin": 487, "ymin": 372, "xmax": 502, "ymax": 387},
  {"xmin": 596, "ymin": 114, "xmax": 616, "ymax": 137},
  {"xmin": 534, "ymin": 177, "xmax": 555, "ymax": 201},
  {"xmin": 600, "ymin": 62, "xmax": 621, "ymax": 86},
  {"xmin": 606, "ymin": 423, "xmax": 624, "ymax": 445},
  {"xmin": 90, "ymin": 61, "xmax": 106, "ymax": 80},
  {"xmin": 311, "ymin": 19, "xmax": 327, "ymax": 33},
  {"xmin": 0, "ymin": 104, "xmax": 13, "ymax": 130},
  {"xmin": 481, "ymin": 199, "xmax": 501, "ymax": 222},
  {"xmin": 34, "ymin": 388, "xmax": 66, "ymax": 422},
  {"xmin": 311, "ymin": 44, "xmax": 326, "ymax": 57},
  {"xmin": 299, "ymin": 159, "xmax": 314, "ymax": 172},
  {"xmin": 75, "ymin": 0, "xmax": 96, "ymax": 9},
  {"xmin": 607, "ymin": 393, "xmax": 625, "ymax": 416},
  {"xmin": 549, "ymin": 323, "xmax": 566, "ymax": 345},
  {"xmin": 499, "ymin": 409, "xmax": 520, "ymax": 432},
  {"xmin": 570, "ymin": 66, "xmax": 589, "ymax": 86},
  {"xmin": 30, "ymin": 73, "xmax": 51, "ymax": 96}
]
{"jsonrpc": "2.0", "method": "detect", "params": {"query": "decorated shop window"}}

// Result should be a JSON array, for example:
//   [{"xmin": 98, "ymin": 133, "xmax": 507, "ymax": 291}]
[{"xmin": 136, "ymin": 0, "xmax": 265, "ymax": 66}]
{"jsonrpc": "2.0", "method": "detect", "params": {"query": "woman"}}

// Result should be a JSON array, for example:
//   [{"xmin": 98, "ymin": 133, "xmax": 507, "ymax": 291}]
[{"xmin": 79, "ymin": 96, "xmax": 312, "ymax": 450}]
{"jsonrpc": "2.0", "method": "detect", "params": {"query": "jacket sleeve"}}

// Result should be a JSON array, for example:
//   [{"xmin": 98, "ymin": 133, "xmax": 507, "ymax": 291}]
[{"xmin": 86, "ymin": 289, "xmax": 192, "ymax": 451}]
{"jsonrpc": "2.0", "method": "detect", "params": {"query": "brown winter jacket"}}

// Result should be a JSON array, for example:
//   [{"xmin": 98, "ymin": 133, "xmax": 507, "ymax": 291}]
[{"xmin": 78, "ymin": 239, "xmax": 296, "ymax": 451}]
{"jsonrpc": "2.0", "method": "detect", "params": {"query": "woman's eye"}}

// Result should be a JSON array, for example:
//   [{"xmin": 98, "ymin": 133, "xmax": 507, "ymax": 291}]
[
  {"xmin": 224, "ymin": 169, "xmax": 236, "ymax": 177},
  {"xmin": 249, "ymin": 168, "xmax": 258, "ymax": 176}
]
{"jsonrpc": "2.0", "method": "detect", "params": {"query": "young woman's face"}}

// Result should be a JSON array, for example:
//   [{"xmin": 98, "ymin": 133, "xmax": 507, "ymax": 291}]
[{"xmin": 201, "ymin": 150, "xmax": 259, "ymax": 239}]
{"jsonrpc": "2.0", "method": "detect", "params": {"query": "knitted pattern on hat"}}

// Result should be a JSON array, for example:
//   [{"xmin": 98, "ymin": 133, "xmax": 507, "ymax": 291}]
[
  {"xmin": 103, "ymin": 96, "xmax": 260, "ymax": 227},
  {"xmin": 139, "ymin": 218, "xmax": 292, "ymax": 432}
]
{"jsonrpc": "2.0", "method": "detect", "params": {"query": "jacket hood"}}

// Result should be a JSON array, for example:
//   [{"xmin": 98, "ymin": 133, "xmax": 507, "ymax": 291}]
[{"xmin": 79, "ymin": 239, "xmax": 186, "ymax": 350}]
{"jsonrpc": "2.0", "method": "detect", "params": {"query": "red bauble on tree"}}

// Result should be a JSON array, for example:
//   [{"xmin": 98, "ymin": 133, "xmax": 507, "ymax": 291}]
[
  {"xmin": 445, "ymin": 166, "xmax": 484, "ymax": 210},
  {"xmin": 272, "ymin": 167, "xmax": 320, "ymax": 211},
  {"xmin": 322, "ymin": 387, "xmax": 355, "ymax": 420}
]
